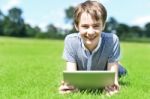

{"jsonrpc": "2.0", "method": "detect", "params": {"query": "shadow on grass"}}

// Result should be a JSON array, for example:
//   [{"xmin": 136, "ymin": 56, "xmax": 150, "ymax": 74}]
[
  {"xmin": 119, "ymin": 73, "xmax": 131, "ymax": 87},
  {"xmin": 76, "ymin": 77, "xmax": 130, "ymax": 95},
  {"xmin": 119, "ymin": 80, "xmax": 130, "ymax": 86},
  {"xmin": 79, "ymin": 88, "xmax": 103, "ymax": 95}
]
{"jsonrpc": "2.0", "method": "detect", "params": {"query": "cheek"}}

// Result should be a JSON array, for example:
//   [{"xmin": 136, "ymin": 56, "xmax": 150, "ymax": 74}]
[
  {"xmin": 79, "ymin": 32, "xmax": 87, "ymax": 39},
  {"xmin": 80, "ymin": 32, "xmax": 86, "ymax": 37},
  {"xmin": 79, "ymin": 29, "xmax": 87, "ymax": 35},
  {"xmin": 96, "ymin": 30, "xmax": 102, "ymax": 34}
]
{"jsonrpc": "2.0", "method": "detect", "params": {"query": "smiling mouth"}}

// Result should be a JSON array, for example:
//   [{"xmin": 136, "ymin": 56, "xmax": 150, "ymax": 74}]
[{"xmin": 85, "ymin": 36, "xmax": 96, "ymax": 41}]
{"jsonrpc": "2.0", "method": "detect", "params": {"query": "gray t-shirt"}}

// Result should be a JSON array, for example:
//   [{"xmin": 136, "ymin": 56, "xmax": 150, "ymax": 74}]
[{"xmin": 63, "ymin": 32, "xmax": 120, "ymax": 70}]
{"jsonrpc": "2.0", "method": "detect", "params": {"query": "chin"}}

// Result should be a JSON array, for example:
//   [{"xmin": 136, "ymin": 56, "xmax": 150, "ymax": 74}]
[{"xmin": 85, "ymin": 40, "xmax": 94, "ymax": 45}]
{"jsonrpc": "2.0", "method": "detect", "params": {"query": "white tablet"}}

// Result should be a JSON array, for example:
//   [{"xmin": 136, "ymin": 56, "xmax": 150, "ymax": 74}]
[{"xmin": 63, "ymin": 71, "xmax": 115, "ymax": 89}]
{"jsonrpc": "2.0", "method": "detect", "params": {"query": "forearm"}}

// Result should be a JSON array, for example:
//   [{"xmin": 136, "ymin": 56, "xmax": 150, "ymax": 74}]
[
  {"xmin": 107, "ymin": 62, "xmax": 119, "ymax": 85},
  {"xmin": 66, "ymin": 62, "xmax": 77, "ymax": 71}
]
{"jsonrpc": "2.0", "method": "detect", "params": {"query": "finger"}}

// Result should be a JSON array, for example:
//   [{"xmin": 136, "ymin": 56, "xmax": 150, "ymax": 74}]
[
  {"xmin": 113, "ymin": 89, "xmax": 119, "ymax": 94},
  {"xmin": 59, "ymin": 90, "xmax": 66, "ymax": 94},
  {"xmin": 104, "ymin": 86, "xmax": 117, "ymax": 96},
  {"xmin": 60, "ymin": 84, "xmax": 76, "ymax": 91},
  {"xmin": 59, "ymin": 90, "xmax": 71, "ymax": 94},
  {"xmin": 62, "ymin": 82, "xmax": 75, "ymax": 90},
  {"xmin": 61, "ymin": 80, "xmax": 65, "ymax": 85},
  {"xmin": 105, "ymin": 90, "xmax": 116, "ymax": 96},
  {"xmin": 63, "ymin": 82, "xmax": 69, "ymax": 87},
  {"xmin": 59, "ymin": 85, "xmax": 69, "ymax": 92},
  {"xmin": 113, "ymin": 84, "xmax": 120, "ymax": 90},
  {"xmin": 59, "ymin": 85, "xmax": 69, "ymax": 91},
  {"xmin": 65, "ymin": 90, "xmax": 72, "ymax": 94},
  {"xmin": 105, "ymin": 86, "xmax": 114, "ymax": 92},
  {"xmin": 108, "ymin": 84, "xmax": 119, "ymax": 91},
  {"xmin": 104, "ymin": 86, "xmax": 110, "ymax": 93},
  {"xmin": 104, "ymin": 89, "xmax": 111, "ymax": 97},
  {"xmin": 104, "ymin": 87, "xmax": 111, "ymax": 95},
  {"xmin": 59, "ymin": 88, "xmax": 78, "ymax": 94},
  {"xmin": 72, "ymin": 88, "xmax": 79, "ymax": 93},
  {"xmin": 64, "ymin": 83, "xmax": 75, "ymax": 90}
]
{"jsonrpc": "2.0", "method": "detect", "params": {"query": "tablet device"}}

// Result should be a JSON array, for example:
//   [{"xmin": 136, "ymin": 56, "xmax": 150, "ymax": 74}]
[{"xmin": 63, "ymin": 71, "xmax": 115, "ymax": 89}]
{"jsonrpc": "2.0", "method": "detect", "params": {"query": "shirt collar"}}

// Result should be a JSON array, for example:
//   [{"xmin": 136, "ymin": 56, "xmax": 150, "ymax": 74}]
[{"xmin": 79, "ymin": 34, "xmax": 102, "ymax": 53}]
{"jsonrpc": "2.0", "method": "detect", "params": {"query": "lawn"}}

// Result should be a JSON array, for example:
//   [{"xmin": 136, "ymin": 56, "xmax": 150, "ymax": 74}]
[{"xmin": 0, "ymin": 37, "xmax": 149, "ymax": 99}]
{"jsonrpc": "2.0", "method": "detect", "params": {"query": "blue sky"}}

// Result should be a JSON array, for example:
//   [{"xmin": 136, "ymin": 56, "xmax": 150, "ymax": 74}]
[{"xmin": 0, "ymin": 0, "xmax": 150, "ymax": 31}]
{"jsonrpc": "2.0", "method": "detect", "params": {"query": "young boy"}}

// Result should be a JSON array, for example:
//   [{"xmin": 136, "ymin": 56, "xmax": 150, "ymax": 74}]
[{"xmin": 59, "ymin": 0, "xmax": 126, "ymax": 95}]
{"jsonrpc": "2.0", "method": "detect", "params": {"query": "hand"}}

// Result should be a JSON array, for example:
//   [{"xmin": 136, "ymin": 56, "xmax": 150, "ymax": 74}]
[
  {"xmin": 59, "ymin": 81, "xmax": 78, "ymax": 94},
  {"xmin": 104, "ymin": 83, "xmax": 120, "ymax": 96}
]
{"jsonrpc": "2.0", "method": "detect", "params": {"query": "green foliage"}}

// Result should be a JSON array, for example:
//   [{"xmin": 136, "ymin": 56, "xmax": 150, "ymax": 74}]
[
  {"xmin": 130, "ymin": 26, "xmax": 143, "ymax": 37},
  {"xmin": 2, "ymin": 7, "xmax": 26, "ymax": 37},
  {"xmin": 8, "ymin": 7, "xmax": 22, "ymax": 23},
  {"xmin": 0, "ymin": 10, "xmax": 4, "ymax": 35},
  {"xmin": 105, "ymin": 17, "xmax": 118, "ymax": 32},
  {"xmin": 64, "ymin": 6, "xmax": 77, "ymax": 34},
  {"xmin": 0, "ymin": 37, "xmax": 150, "ymax": 98},
  {"xmin": 65, "ymin": 6, "xmax": 74, "ymax": 21},
  {"xmin": 25, "ymin": 24, "xmax": 38, "ymax": 37},
  {"xmin": 116, "ymin": 23, "xmax": 130, "ymax": 39},
  {"xmin": 144, "ymin": 22, "xmax": 150, "ymax": 37},
  {"xmin": 1, "ymin": 6, "xmax": 150, "ymax": 39}
]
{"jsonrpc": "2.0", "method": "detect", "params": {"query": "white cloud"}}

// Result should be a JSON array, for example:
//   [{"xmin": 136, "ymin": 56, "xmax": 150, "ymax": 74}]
[
  {"xmin": 39, "ymin": 10, "xmax": 66, "ymax": 31},
  {"xmin": 25, "ymin": 19, "xmax": 48, "ymax": 32},
  {"xmin": 25, "ymin": 19, "xmax": 36, "ymax": 27},
  {"xmin": 24, "ymin": 10, "xmax": 72, "ymax": 32},
  {"xmin": 54, "ymin": 22, "xmax": 72, "ymax": 30},
  {"xmin": 38, "ymin": 23, "xmax": 48, "ymax": 32},
  {"xmin": 1, "ymin": 0, "xmax": 21, "ymax": 13},
  {"xmin": 131, "ymin": 16, "xmax": 150, "ymax": 27}
]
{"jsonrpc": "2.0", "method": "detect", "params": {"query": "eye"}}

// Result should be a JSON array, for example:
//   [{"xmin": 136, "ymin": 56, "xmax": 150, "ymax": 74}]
[
  {"xmin": 81, "ymin": 25, "xmax": 89, "ymax": 28},
  {"xmin": 93, "ymin": 25, "xmax": 100, "ymax": 28}
]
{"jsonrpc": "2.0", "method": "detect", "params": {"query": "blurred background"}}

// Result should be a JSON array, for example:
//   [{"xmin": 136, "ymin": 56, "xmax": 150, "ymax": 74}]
[
  {"xmin": 0, "ymin": 0, "xmax": 150, "ymax": 41},
  {"xmin": 0, "ymin": 1, "xmax": 150, "ymax": 98}
]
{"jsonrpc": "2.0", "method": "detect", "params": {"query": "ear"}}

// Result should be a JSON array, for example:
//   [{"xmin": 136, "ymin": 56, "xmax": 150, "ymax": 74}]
[{"xmin": 74, "ymin": 24, "xmax": 79, "ymax": 31}]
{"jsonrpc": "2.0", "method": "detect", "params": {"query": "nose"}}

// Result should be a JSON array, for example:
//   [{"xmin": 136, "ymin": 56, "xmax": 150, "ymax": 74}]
[{"xmin": 87, "ymin": 27, "xmax": 95, "ymax": 35}]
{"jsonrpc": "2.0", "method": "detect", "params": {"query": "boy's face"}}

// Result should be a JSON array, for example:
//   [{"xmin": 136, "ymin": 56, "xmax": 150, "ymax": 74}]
[{"xmin": 75, "ymin": 12, "xmax": 104, "ymax": 50}]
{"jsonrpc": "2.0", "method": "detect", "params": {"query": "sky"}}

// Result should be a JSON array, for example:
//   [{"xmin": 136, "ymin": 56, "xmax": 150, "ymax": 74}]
[{"xmin": 0, "ymin": 0, "xmax": 150, "ymax": 31}]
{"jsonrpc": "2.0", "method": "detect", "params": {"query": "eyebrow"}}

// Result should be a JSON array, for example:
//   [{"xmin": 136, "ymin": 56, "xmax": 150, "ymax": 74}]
[{"xmin": 81, "ymin": 23, "xmax": 100, "ymax": 26}]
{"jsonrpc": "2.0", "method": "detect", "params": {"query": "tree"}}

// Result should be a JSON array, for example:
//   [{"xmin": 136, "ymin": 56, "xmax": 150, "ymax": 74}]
[
  {"xmin": 25, "ymin": 24, "xmax": 38, "ymax": 37},
  {"xmin": 8, "ymin": 7, "xmax": 22, "ymax": 22},
  {"xmin": 116, "ymin": 23, "xmax": 130, "ymax": 39},
  {"xmin": 65, "ymin": 6, "xmax": 74, "ymax": 22},
  {"xmin": 0, "ymin": 10, "xmax": 4, "ymax": 20},
  {"xmin": 130, "ymin": 26, "xmax": 143, "ymax": 37},
  {"xmin": 0, "ymin": 10, "xmax": 4, "ymax": 35},
  {"xmin": 3, "ymin": 7, "xmax": 26, "ymax": 37},
  {"xmin": 46, "ymin": 24, "xmax": 58, "ymax": 38},
  {"xmin": 144, "ymin": 22, "xmax": 150, "ymax": 37},
  {"xmin": 104, "ymin": 17, "xmax": 118, "ymax": 33},
  {"xmin": 65, "ymin": 6, "xmax": 77, "ymax": 33}
]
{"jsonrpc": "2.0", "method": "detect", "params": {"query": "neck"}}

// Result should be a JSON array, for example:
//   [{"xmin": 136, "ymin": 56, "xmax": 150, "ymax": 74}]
[{"xmin": 85, "ymin": 41, "xmax": 99, "ymax": 52}]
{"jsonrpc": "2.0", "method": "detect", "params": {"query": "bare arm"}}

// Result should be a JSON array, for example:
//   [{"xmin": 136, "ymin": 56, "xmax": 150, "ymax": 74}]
[
  {"xmin": 66, "ymin": 62, "xmax": 77, "ymax": 71},
  {"xmin": 107, "ymin": 62, "xmax": 119, "ymax": 85},
  {"xmin": 104, "ymin": 62, "xmax": 120, "ymax": 96},
  {"xmin": 59, "ymin": 62, "xmax": 77, "ymax": 94}
]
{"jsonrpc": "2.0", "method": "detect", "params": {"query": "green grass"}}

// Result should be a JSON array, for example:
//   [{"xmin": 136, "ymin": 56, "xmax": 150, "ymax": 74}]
[{"xmin": 0, "ymin": 37, "xmax": 150, "ymax": 99}]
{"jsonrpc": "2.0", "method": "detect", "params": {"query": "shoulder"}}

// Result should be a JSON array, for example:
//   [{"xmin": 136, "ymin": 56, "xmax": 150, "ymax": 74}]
[
  {"xmin": 64, "ymin": 33, "xmax": 80, "ymax": 47},
  {"xmin": 64, "ymin": 33, "xmax": 79, "ymax": 42},
  {"xmin": 101, "ymin": 32, "xmax": 119, "ymax": 43}
]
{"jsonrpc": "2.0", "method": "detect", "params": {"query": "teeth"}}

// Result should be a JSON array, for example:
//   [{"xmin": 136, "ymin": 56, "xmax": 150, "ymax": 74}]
[
  {"xmin": 84, "ymin": 36, "xmax": 96, "ymax": 40},
  {"xmin": 88, "ymin": 37, "xmax": 94, "ymax": 40}
]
